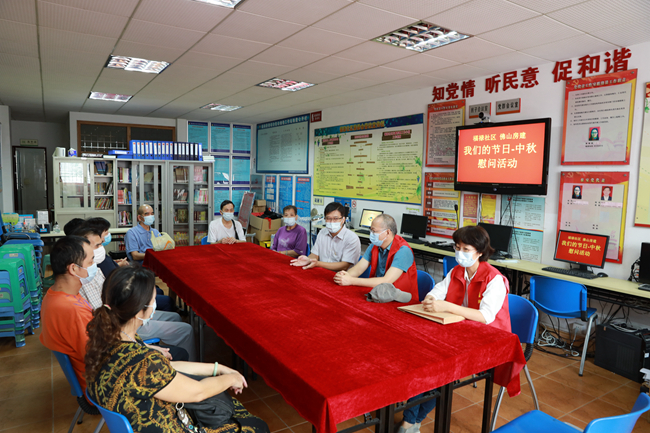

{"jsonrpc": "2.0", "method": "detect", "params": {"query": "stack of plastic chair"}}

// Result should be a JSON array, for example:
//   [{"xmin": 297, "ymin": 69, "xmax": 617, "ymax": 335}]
[
  {"xmin": 3, "ymin": 236, "xmax": 45, "ymax": 275},
  {"xmin": 0, "ymin": 244, "xmax": 43, "ymax": 328},
  {"xmin": 0, "ymin": 258, "xmax": 34, "ymax": 347}
]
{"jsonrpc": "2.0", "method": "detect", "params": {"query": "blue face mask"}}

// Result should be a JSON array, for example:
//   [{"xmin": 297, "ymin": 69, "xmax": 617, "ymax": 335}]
[
  {"xmin": 102, "ymin": 233, "xmax": 112, "ymax": 246},
  {"xmin": 137, "ymin": 300, "xmax": 157, "ymax": 327},
  {"xmin": 76, "ymin": 263, "xmax": 98, "ymax": 284},
  {"xmin": 143, "ymin": 215, "xmax": 155, "ymax": 226},
  {"xmin": 369, "ymin": 229, "xmax": 387, "ymax": 247},
  {"xmin": 455, "ymin": 250, "xmax": 479, "ymax": 268}
]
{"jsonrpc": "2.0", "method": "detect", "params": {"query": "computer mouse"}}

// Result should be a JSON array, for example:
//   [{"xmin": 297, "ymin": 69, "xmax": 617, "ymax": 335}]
[{"xmin": 597, "ymin": 272, "xmax": 608, "ymax": 278}]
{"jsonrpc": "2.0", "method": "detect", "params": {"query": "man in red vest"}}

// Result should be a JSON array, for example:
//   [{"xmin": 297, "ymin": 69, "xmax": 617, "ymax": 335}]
[{"xmin": 333, "ymin": 214, "xmax": 418, "ymax": 303}]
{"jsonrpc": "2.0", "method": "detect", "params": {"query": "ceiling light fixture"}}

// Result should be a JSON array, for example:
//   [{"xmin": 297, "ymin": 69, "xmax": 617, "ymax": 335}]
[
  {"xmin": 190, "ymin": 0, "xmax": 245, "ymax": 8},
  {"xmin": 89, "ymin": 92, "xmax": 132, "ymax": 102},
  {"xmin": 106, "ymin": 55, "xmax": 170, "ymax": 74},
  {"xmin": 257, "ymin": 78, "xmax": 315, "ymax": 92},
  {"xmin": 374, "ymin": 21, "xmax": 470, "ymax": 52},
  {"xmin": 201, "ymin": 103, "xmax": 243, "ymax": 111}
]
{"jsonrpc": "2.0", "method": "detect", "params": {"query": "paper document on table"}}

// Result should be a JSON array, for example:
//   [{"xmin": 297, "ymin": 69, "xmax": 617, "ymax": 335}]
[{"xmin": 398, "ymin": 304, "xmax": 465, "ymax": 324}]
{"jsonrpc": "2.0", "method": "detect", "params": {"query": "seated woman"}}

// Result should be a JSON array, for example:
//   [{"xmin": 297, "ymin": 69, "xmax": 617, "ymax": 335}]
[
  {"xmin": 208, "ymin": 200, "xmax": 246, "ymax": 244},
  {"xmin": 271, "ymin": 205, "xmax": 307, "ymax": 257},
  {"xmin": 85, "ymin": 266, "xmax": 269, "ymax": 433},
  {"xmin": 396, "ymin": 225, "xmax": 511, "ymax": 433}
]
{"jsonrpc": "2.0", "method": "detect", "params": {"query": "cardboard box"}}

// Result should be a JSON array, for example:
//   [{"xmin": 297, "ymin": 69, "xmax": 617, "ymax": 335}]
[
  {"xmin": 254, "ymin": 199, "xmax": 266, "ymax": 206},
  {"xmin": 252, "ymin": 205, "xmax": 266, "ymax": 213},
  {"xmin": 249, "ymin": 215, "xmax": 282, "ymax": 242}
]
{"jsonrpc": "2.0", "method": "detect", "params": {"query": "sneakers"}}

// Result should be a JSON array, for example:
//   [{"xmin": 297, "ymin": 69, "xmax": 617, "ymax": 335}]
[{"xmin": 395, "ymin": 422, "xmax": 421, "ymax": 433}]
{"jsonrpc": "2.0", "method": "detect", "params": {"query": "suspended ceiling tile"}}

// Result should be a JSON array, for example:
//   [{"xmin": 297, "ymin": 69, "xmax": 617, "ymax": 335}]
[
  {"xmin": 228, "ymin": 61, "xmax": 295, "ymax": 78},
  {"xmin": 38, "ymin": 1, "xmax": 129, "ymax": 38},
  {"xmin": 348, "ymin": 66, "xmax": 419, "ymax": 83},
  {"xmin": 81, "ymin": 99, "xmax": 125, "ymax": 114},
  {"xmin": 590, "ymin": 19, "xmax": 650, "ymax": 48},
  {"xmin": 303, "ymin": 57, "xmax": 375, "ymax": 75},
  {"xmin": 0, "ymin": 39, "xmax": 39, "ymax": 58},
  {"xmin": 278, "ymin": 27, "xmax": 365, "ymax": 56},
  {"xmin": 391, "ymin": 74, "xmax": 448, "ymax": 89},
  {"xmin": 93, "ymin": 69, "xmax": 158, "ymax": 95},
  {"xmin": 468, "ymin": 51, "xmax": 547, "ymax": 73},
  {"xmin": 480, "ymin": 16, "xmax": 584, "ymax": 50},
  {"xmin": 0, "ymin": 52, "xmax": 41, "ymax": 69},
  {"xmin": 40, "ymin": 27, "xmax": 117, "ymax": 55},
  {"xmin": 424, "ymin": 37, "xmax": 513, "ymax": 63},
  {"xmin": 239, "ymin": 0, "xmax": 352, "ymax": 25},
  {"xmin": 521, "ymin": 34, "xmax": 617, "ymax": 61},
  {"xmin": 0, "ymin": 19, "xmax": 37, "ymax": 45},
  {"xmin": 180, "ymin": 109, "xmax": 220, "ymax": 121},
  {"xmin": 312, "ymin": 3, "xmax": 415, "ymax": 40},
  {"xmin": 40, "ymin": 0, "xmax": 139, "ymax": 16},
  {"xmin": 280, "ymin": 68, "xmax": 341, "ymax": 84},
  {"xmin": 252, "ymin": 46, "xmax": 327, "ymax": 68},
  {"xmin": 357, "ymin": 0, "xmax": 472, "ymax": 20},
  {"xmin": 381, "ymin": 54, "xmax": 458, "ymax": 74},
  {"xmin": 506, "ymin": 0, "xmax": 588, "ymax": 14},
  {"xmin": 148, "ymin": 105, "xmax": 199, "ymax": 119},
  {"xmin": 363, "ymin": 81, "xmax": 417, "ymax": 95},
  {"xmin": 134, "ymin": 0, "xmax": 233, "ymax": 32},
  {"xmin": 192, "ymin": 33, "xmax": 271, "ymax": 59},
  {"xmin": 122, "ymin": 20, "xmax": 206, "ymax": 51},
  {"xmin": 113, "ymin": 41, "xmax": 186, "ymax": 63},
  {"xmin": 425, "ymin": 64, "xmax": 493, "ymax": 82},
  {"xmin": 335, "ymin": 41, "xmax": 417, "ymax": 64},
  {"xmin": 0, "ymin": 0, "xmax": 36, "ymax": 24},
  {"xmin": 41, "ymin": 47, "xmax": 108, "ymax": 74},
  {"xmin": 318, "ymin": 76, "xmax": 376, "ymax": 91},
  {"xmin": 174, "ymin": 52, "xmax": 242, "ymax": 73},
  {"xmin": 426, "ymin": 0, "xmax": 540, "ymax": 35},
  {"xmin": 548, "ymin": 0, "xmax": 650, "ymax": 33},
  {"xmin": 211, "ymin": 11, "xmax": 305, "ymax": 44}
]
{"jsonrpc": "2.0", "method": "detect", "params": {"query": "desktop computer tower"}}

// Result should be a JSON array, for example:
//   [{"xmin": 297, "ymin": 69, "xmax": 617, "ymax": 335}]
[
  {"xmin": 640, "ymin": 242, "xmax": 650, "ymax": 284},
  {"xmin": 595, "ymin": 324, "xmax": 650, "ymax": 382}
]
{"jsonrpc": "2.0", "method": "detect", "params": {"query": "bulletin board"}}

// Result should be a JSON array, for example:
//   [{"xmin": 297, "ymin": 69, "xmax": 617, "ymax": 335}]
[
  {"xmin": 558, "ymin": 171, "xmax": 629, "ymax": 263},
  {"xmin": 423, "ymin": 172, "xmax": 458, "ymax": 238},
  {"xmin": 426, "ymin": 100, "xmax": 465, "ymax": 167},
  {"xmin": 634, "ymin": 82, "xmax": 650, "ymax": 227},
  {"xmin": 256, "ymin": 115, "xmax": 309, "ymax": 174},
  {"xmin": 314, "ymin": 114, "xmax": 423, "ymax": 204}
]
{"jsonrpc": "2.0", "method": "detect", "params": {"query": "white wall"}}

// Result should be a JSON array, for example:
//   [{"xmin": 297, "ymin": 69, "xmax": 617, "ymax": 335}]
[{"xmin": 0, "ymin": 105, "xmax": 11, "ymax": 212}]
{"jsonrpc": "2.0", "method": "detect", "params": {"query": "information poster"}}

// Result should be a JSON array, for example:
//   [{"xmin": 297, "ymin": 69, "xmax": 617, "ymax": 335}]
[
  {"xmin": 295, "ymin": 177, "xmax": 312, "ymax": 218},
  {"xmin": 256, "ymin": 115, "xmax": 309, "ymax": 174},
  {"xmin": 635, "ymin": 83, "xmax": 650, "ymax": 227},
  {"xmin": 500, "ymin": 195, "xmax": 545, "ymax": 231},
  {"xmin": 423, "ymin": 172, "xmax": 459, "ymax": 238},
  {"xmin": 189, "ymin": 121, "xmax": 209, "ymax": 152},
  {"xmin": 558, "ymin": 171, "xmax": 629, "ymax": 263},
  {"xmin": 232, "ymin": 187, "xmax": 249, "ymax": 215},
  {"xmin": 509, "ymin": 229, "xmax": 544, "ymax": 263},
  {"xmin": 210, "ymin": 123, "xmax": 230, "ymax": 153},
  {"xmin": 233, "ymin": 125, "xmax": 251, "ymax": 154},
  {"xmin": 214, "ymin": 155, "xmax": 230, "ymax": 184},
  {"xmin": 214, "ymin": 187, "xmax": 230, "ymax": 215},
  {"xmin": 462, "ymin": 192, "xmax": 479, "ymax": 227},
  {"xmin": 426, "ymin": 100, "xmax": 465, "ymax": 167},
  {"xmin": 265, "ymin": 175, "xmax": 277, "ymax": 210},
  {"xmin": 278, "ymin": 176, "xmax": 293, "ymax": 212},
  {"xmin": 480, "ymin": 194, "xmax": 497, "ymax": 224},
  {"xmin": 561, "ymin": 69, "xmax": 637, "ymax": 165},
  {"xmin": 314, "ymin": 114, "xmax": 423, "ymax": 204},
  {"xmin": 231, "ymin": 156, "xmax": 250, "ymax": 184},
  {"xmin": 250, "ymin": 174, "xmax": 264, "ymax": 198}
]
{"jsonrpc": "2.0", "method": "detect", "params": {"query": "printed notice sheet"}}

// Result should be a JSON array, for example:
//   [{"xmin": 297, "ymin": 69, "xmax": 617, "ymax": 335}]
[
  {"xmin": 426, "ymin": 100, "xmax": 465, "ymax": 167},
  {"xmin": 635, "ymin": 83, "xmax": 650, "ymax": 227},
  {"xmin": 424, "ymin": 172, "xmax": 458, "ymax": 238}
]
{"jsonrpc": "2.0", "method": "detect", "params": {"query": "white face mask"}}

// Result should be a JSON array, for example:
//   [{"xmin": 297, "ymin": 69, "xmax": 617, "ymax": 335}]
[
  {"xmin": 137, "ymin": 300, "xmax": 157, "ymax": 327},
  {"xmin": 283, "ymin": 217, "xmax": 296, "ymax": 226},
  {"xmin": 93, "ymin": 246, "xmax": 106, "ymax": 265},
  {"xmin": 455, "ymin": 250, "xmax": 479, "ymax": 268},
  {"xmin": 326, "ymin": 221, "xmax": 342, "ymax": 234},
  {"xmin": 222, "ymin": 212, "xmax": 235, "ymax": 221}
]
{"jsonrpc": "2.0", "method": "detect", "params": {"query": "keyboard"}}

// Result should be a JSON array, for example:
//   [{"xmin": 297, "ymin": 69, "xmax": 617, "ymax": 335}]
[
  {"xmin": 404, "ymin": 237, "xmax": 426, "ymax": 245},
  {"xmin": 355, "ymin": 229, "xmax": 370, "ymax": 235},
  {"xmin": 432, "ymin": 243, "xmax": 455, "ymax": 252},
  {"xmin": 542, "ymin": 267, "xmax": 598, "ymax": 280}
]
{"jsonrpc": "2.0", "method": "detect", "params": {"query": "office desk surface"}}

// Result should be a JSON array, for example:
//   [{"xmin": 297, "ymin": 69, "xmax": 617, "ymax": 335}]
[
  {"xmin": 40, "ymin": 227, "xmax": 129, "ymax": 238},
  {"xmin": 144, "ymin": 243, "xmax": 524, "ymax": 433}
]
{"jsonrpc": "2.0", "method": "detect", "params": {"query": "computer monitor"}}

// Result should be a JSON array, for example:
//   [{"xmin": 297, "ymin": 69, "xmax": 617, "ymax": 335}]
[
  {"xmin": 639, "ymin": 243, "xmax": 650, "ymax": 284},
  {"xmin": 478, "ymin": 223, "xmax": 513, "ymax": 255},
  {"xmin": 401, "ymin": 214, "xmax": 428, "ymax": 241},
  {"xmin": 359, "ymin": 209, "xmax": 383, "ymax": 229},
  {"xmin": 553, "ymin": 230, "xmax": 609, "ymax": 272}
]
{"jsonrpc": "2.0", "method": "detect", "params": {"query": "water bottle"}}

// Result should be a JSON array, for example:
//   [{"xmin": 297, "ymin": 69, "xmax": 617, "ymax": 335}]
[{"xmin": 53, "ymin": 221, "xmax": 60, "ymax": 233}]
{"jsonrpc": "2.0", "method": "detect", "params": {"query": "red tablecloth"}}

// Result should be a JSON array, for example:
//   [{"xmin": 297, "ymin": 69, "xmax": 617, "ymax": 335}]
[{"xmin": 144, "ymin": 243, "xmax": 525, "ymax": 433}]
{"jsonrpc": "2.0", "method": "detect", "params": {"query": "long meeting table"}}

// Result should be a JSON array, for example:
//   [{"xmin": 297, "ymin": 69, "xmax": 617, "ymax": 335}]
[{"xmin": 144, "ymin": 243, "xmax": 525, "ymax": 433}]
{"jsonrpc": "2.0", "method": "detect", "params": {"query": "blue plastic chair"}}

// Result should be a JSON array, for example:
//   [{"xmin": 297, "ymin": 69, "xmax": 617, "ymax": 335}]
[
  {"xmin": 52, "ymin": 351, "xmax": 105, "ymax": 433},
  {"xmin": 491, "ymin": 294, "xmax": 540, "ymax": 431},
  {"xmin": 443, "ymin": 255, "xmax": 457, "ymax": 277},
  {"xmin": 493, "ymin": 393, "xmax": 650, "ymax": 433},
  {"xmin": 200, "ymin": 236, "xmax": 208, "ymax": 245},
  {"xmin": 416, "ymin": 270, "xmax": 435, "ymax": 301},
  {"xmin": 306, "ymin": 243, "xmax": 310, "ymax": 256},
  {"xmin": 357, "ymin": 254, "xmax": 371, "ymax": 278},
  {"xmin": 86, "ymin": 391, "xmax": 134, "ymax": 433},
  {"xmin": 529, "ymin": 276, "xmax": 597, "ymax": 376}
]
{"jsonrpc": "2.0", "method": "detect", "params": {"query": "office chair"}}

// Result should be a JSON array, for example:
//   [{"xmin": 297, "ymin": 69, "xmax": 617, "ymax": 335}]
[
  {"xmin": 416, "ymin": 270, "xmax": 435, "ymax": 301},
  {"xmin": 85, "ymin": 392, "xmax": 134, "ymax": 433},
  {"xmin": 443, "ymin": 256, "xmax": 457, "ymax": 277},
  {"xmin": 529, "ymin": 276, "xmax": 597, "ymax": 376}
]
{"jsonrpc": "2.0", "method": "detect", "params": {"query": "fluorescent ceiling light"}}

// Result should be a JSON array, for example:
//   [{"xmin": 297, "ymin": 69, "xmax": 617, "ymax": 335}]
[
  {"xmin": 89, "ymin": 92, "xmax": 132, "ymax": 102},
  {"xmin": 106, "ymin": 55, "xmax": 169, "ymax": 74},
  {"xmin": 201, "ymin": 103, "xmax": 243, "ymax": 111},
  {"xmin": 190, "ymin": 0, "xmax": 244, "ymax": 8},
  {"xmin": 375, "ymin": 21, "xmax": 470, "ymax": 52},
  {"xmin": 257, "ymin": 78, "xmax": 315, "ymax": 92}
]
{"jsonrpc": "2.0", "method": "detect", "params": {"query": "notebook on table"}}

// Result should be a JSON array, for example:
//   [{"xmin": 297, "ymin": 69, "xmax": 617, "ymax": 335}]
[{"xmin": 398, "ymin": 304, "xmax": 465, "ymax": 325}]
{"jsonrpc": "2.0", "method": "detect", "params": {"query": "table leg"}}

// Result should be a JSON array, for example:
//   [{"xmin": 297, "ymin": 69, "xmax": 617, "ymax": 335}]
[
  {"xmin": 481, "ymin": 369, "xmax": 494, "ymax": 433},
  {"xmin": 199, "ymin": 316, "xmax": 204, "ymax": 362},
  {"xmin": 433, "ymin": 383, "xmax": 453, "ymax": 433}
]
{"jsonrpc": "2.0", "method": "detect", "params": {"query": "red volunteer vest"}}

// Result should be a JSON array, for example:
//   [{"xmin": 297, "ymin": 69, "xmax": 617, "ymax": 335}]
[
  {"xmin": 370, "ymin": 235, "xmax": 419, "ymax": 304},
  {"xmin": 447, "ymin": 261, "xmax": 511, "ymax": 332}
]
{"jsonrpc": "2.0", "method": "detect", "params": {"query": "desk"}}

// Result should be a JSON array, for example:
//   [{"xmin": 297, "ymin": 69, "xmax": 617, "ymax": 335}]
[
  {"xmin": 39, "ymin": 227, "xmax": 129, "ymax": 238},
  {"xmin": 144, "ymin": 243, "xmax": 524, "ymax": 433}
]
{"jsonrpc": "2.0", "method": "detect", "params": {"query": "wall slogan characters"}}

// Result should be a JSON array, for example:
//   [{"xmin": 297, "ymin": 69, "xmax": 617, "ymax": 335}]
[
  {"xmin": 635, "ymin": 83, "xmax": 650, "ymax": 227},
  {"xmin": 558, "ymin": 172, "xmax": 629, "ymax": 263},
  {"xmin": 426, "ymin": 100, "xmax": 465, "ymax": 167}
]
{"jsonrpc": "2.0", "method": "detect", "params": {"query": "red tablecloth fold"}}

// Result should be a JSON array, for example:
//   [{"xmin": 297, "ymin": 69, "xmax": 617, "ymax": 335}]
[{"xmin": 144, "ymin": 243, "xmax": 525, "ymax": 433}]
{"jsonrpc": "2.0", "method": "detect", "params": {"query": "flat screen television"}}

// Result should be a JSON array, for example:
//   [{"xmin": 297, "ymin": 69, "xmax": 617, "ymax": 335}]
[
  {"xmin": 454, "ymin": 118, "xmax": 552, "ymax": 195},
  {"xmin": 553, "ymin": 230, "xmax": 609, "ymax": 271}
]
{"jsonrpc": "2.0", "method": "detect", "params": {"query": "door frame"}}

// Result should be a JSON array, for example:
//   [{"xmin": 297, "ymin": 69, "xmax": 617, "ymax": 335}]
[{"xmin": 12, "ymin": 146, "xmax": 50, "ymax": 214}]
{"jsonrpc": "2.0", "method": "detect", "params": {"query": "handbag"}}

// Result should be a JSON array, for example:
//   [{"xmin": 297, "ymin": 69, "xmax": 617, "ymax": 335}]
[
  {"xmin": 179, "ymin": 373, "xmax": 235, "ymax": 429},
  {"xmin": 151, "ymin": 231, "xmax": 175, "ymax": 251}
]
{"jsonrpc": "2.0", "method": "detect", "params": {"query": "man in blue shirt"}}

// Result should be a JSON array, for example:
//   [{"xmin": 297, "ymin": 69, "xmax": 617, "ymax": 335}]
[{"xmin": 125, "ymin": 204, "xmax": 161, "ymax": 264}]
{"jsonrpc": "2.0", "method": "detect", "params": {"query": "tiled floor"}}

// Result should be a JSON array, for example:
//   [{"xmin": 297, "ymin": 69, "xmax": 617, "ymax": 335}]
[{"xmin": 2, "ymin": 279, "xmax": 650, "ymax": 432}]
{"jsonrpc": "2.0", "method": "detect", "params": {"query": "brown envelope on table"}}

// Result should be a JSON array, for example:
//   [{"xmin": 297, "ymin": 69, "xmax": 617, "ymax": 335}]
[{"xmin": 398, "ymin": 304, "xmax": 465, "ymax": 325}]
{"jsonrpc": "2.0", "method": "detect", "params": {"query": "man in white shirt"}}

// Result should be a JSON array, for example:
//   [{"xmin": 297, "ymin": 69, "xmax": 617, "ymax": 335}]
[
  {"xmin": 290, "ymin": 202, "xmax": 360, "ymax": 271},
  {"xmin": 208, "ymin": 200, "xmax": 246, "ymax": 244}
]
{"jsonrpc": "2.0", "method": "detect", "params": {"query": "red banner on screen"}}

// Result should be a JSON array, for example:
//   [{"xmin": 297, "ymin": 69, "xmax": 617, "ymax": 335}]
[{"xmin": 555, "ymin": 231, "xmax": 608, "ymax": 267}]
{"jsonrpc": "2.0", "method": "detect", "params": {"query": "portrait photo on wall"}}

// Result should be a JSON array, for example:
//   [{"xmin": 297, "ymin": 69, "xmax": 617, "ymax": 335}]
[
  {"xmin": 601, "ymin": 185, "xmax": 613, "ymax": 201},
  {"xmin": 589, "ymin": 127, "xmax": 600, "ymax": 141},
  {"xmin": 572, "ymin": 185, "xmax": 582, "ymax": 199}
]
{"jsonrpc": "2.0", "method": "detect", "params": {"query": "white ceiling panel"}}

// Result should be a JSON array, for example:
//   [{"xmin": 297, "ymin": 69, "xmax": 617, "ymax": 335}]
[
  {"xmin": 468, "ymin": 51, "xmax": 547, "ymax": 72},
  {"xmin": 506, "ymin": 0, "xmax": 588, "ymax": 14},
  {"xmin": 180, "ymin": 109, "xmax": 221, "ymax": 121},
  {"xmin": 548, "ymin": 0, "xmax": 650, "ymax": 33},
  {"xmin": 40, "ymin": 27, "xmax": 117, "ymax": 55},
  {"xmin": 218, "ymin": 89, "xmax": 281, "ymax": 106},
  {"xmin": 425, "ymin": 38, "xmax": 512, "ymax": 63},
  {"xmin": 278, "ymin": 27, "xmax": 365, "ymax": 55},
  {"xmin": 427, "ymin": 0, "xmax": 540, "ymax": 35},
  {"xmin": 0, "ymin": 0, "xmax": 37, "ymax": 25},
  {"xmin": 381, "ymin": 54, "xmax": 458, "ymax": 74},
  {"xmin": 285, "ymin": 68, "xmax": 345, "ymax": 84},
  {"xmin": 480, "ymin": 16, "xmax": 584, "ymax": 50},
  {"xmin": 81, "ymin": 99, "xmax": 125, "ymax": 115},
  {"xmin": 93, "ymin": 68, "xmax": 158, "ymax": 95},
  {"xmin": 40, "ymin": 0, "xmax": 139, "ymax": 16},
  {"xmin": 0, "ymin": 52, "xmax": 42, "ymax": 70},
  {"xmin": 392, "ymin": 74, "xmax": 449, "ymax": 89},
  {"xmin": 113, "ymin": 40, "xmax": 187, "ymax": 63},
  {"xmin": 41, "ymin": 47, "xmax": 108, "ymax": 74},
  {"xmin": 0, "ymin": 39, "xmax": 39, "ymax": 58},
  {"xmin": 251, "ymin": 46, "xmax": 327, "ymax": 68},
  {"xmin": 303, "ymin": 56, "xmax": 375, "ymax": 75},
  {"xmin": 590, "ymin": 19, "xmax": 650, "ymax": 48},
  {"xmin": 349, "ymin": 66, "xmax": 419, "ymax": 83},
  {"xmin": 425, "ymin": 64, "xmax": 493, "ymax": 82},
  {"xmin": 335, "ymin": 41, "xmax": 417, "ymax": 65},
  {"xmin": 193, "ymin": 72, "xmax": 261, "ymax": 94},
  {"xmin": 192, "ymin": 34, "xmax": 271, "ymax": 59},
  {"xmin": 211, "ymin": 11, "xmax": 305, "ymax": 44},
  {"xmin": 521, "ymin": 34, "xmax": 618, "ymax": 61},
  {"xmin": 239, "ymin": 0, "xmax": 352, "ymax": 25},
  {"xmin": 318, "ymin": 76, "xmax": 376, "ymax": 91},
  {"xmin": 134, "ymin": 0, "xmax": 233, "ymax": 32},
  {"xmin": 38, "ymin": 1, "xmax": 129, "ymax": 38},
  {"xmin": 148, "ymin": 105, "xmax": 200, "ymax": 119},
  {"xmin": 363, "ymin": 81, "xmax": 417, "ymax": 95},
  {"xmin": 121, "ymin": 20, "xmax": 206, "ymax": 51},
  {"xmin": 174, "ymin": 52, "xmax": 242, "ymax": 73},
  {"xmin": 313, "ymin": 3, "xmax": 415, "ymax": 40},
  {"xmin": 0, "ymin": 21, "xmax": 38, "ymax": 58},
  {"xmin": 358, "ymin": 0, "xmax": 472, "ymax": 20},
  {"xmin": 228, "ymin": 61, "xmax": 295, "ymax": 78}
]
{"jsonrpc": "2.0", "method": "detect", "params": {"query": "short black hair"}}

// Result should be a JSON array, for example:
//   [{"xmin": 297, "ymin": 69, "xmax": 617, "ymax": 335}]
[
  {"xmin": 72, "ymin": 224, "xmax": 103, "ymax": 238},
  {"xmin": 63, "ymin": 218, "xmax": 85, "ymax": 236},
  {"xmin": 324, "ymin": 202, "xmax": 346, "ymax": 218},
  {"xmin": 220, "ymin": 200, "xmax": 234, "ymax": 211},
  {"xmin": 51, "ymin": 236, "xmax": 90, "ymax": 276},
  {"xmin": 85, "ymin": 217, "xmax": 111, "ymax": 233},
  {"xmin": 283, "ymin": 205, "xmax": 298, "ymax": 215},
  {"xmin": 452, "ymin": 226, "xmax": 494, "ymax": 262}
]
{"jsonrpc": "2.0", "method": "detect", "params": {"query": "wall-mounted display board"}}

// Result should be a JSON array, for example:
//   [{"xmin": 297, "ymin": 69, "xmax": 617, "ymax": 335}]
[
  {"xmin": 211, "ymin": 123, "xmax": 230, "ymax": 153},
  {"xmin": 256, "ymin": 115, "xmax": 309, "ymax": 174},
  {"xmin": 426, "ymin": 100, "xmax": 465, "ymax": 167},
  {"xmin": 214, "ymin": 155, "xmax": 230, "ymax": 184},
  {"xmin": 423, "ymin": 172, "xmax": 458, "ymax": 238},
  {"xmin": 314, "ymin": 114, "xmax": 424, "ymax": 204},
  {"xmin": 214, "ymin": 187, "xmax": 230, "ymax": 215},
  {"xmin": 558, "ymin": 171, "xmax": 629, "ymax": 263},
  {"xmin": 278, "ymin": 176, "xmax": 293, "ymax": 212},
  {"xmin": 188, "ymin": 121, "xmax": 209, "ymax": 152},
  {"xmin": 295, "ymin": 177, "xmax": 312, "ymax": 219},
  {"xmin": 232, "ymin": 187, "xmax": 249, "ymax": 215},
  {"xmin": 635, "ymin": 83, "xmax": 650, "ymax": 227},
  {"xmin": 265, "ymin": 175, "xmax": 277, "ymax": 211},
  {"xmin": 561, "ymin": 69, "xmax": 637, "ymax": 165},
  {"xmin": 233, "ymin": 125, "xmax": 251, "ymax": 154},
  {"xmin": 461, "ymin": 192, "xmax": 479, "ymax": 227},
  {"xmin": 500, "ymin": 195, "xmax": 546, "ymax": 263},
  {"xmin": 231, "ymin": 156, "xmax": 250, "ymax": 184}
]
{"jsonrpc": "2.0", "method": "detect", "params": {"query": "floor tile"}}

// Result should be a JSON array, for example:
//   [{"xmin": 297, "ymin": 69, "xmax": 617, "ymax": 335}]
[
  {"xmin": 0, "ymin": 350, "xmax": 51, "ymax": 377},
  {"xmin": 249, "ymin": 377, "xmax": 280, "ymax": 399},
  {"xmin": 577, "ymin": 360, "xmax": 632, "ymax": 385},
  {"xmin": 558, "ymin": 414, "xmax": 588, "ymax": 430},
  {"xmin": 488, "ymin": 387, "xmax": 563, "ymax": 422},
  {"xmin": 290, "ymin": 422, "xmax": 313, "ymax": 433},
  {"xmin": 569, "ymin": 397, "xmax": 632, "ymax": 424},
  {"xmin": 453, "ymin": 379, "xmax": 498, "ymax": 403},
  {"xmin": 0, "ymin": 391, "xmax": 53, "ymax": 430},
  {"xmin": 245, "ymin": 399, "xmax": 288, "ymax": 432},
  {"xmin": 265, "ymin": 394, "xmax": 307, "ymax": 427},
  {"xmin": 52, "ymin": 413, "xmax": 107, "ymax": 433},
  {"xmin": 0, "ymin": 367, "xmax": 50, "ymax": 401},
  {"xmin": 601, "ymin": 384, "xmax": 645, "ymax": 411},
  {"xmin": 449, "ymin": 403, "xmax": 489, "ymax": 433},
  {"xmin": 526, "ymin": 352, "xmax": 574, "ymax": 376},
  {"xmin": 52, "ymin": 385, "xmax": 82, "ymax": 417},
  {"xmin": 0, "ymin": 419, "xmax": 53, "ymax": 433},
  {"xmin": 547, "ymin": 364, "xmax": 621, "ymax": 396},
  {"xmin": 523, "ymin": 376, "xmax": 595, "ymax": 413},
  {"xmin": 0, "ymin": 327, "xmax": 49, "ymax": 359}
]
